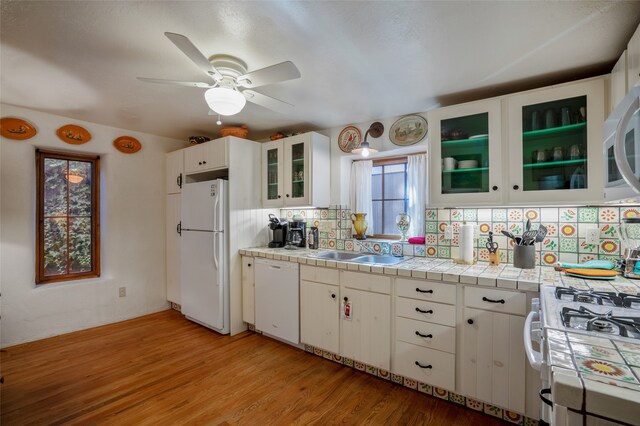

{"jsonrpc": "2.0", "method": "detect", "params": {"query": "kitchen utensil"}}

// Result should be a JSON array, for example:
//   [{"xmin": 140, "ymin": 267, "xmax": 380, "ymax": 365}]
[
  {"xmin": 485, "ymin": 231, "xmax": 498, "ymax": 253},
  {"xmin": 501, "ymin": 230, "xmax": 516, "ymax": 242},
  {"xmin": 521, "ymin": 229, "xmax": 538, "ymax": 245},
  {"xmin": 525, "ymin": 219, "xmax": 531, "ymax": 232},
  {"xmin": 458, "ymin": 160, "xmax": 478, "ymax": 169},
  {"xmin": 534, "ymin": 224, "xmax": 548, "ymax": 244}
]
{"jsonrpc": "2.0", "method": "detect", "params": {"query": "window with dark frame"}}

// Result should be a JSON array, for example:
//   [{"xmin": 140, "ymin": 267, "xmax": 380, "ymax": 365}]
[
  {"xmin": 371, "ymin": 157, "xmax": 408, "ymax": 238},
  {"xmin": 36, "ymin": 150, "xmax": 100, "ymax": 284}
]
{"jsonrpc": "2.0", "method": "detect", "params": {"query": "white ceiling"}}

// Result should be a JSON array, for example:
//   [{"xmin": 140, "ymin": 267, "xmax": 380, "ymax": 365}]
[{"xmin": 1, "ymin": 1, "xmax": 639, "ymax": 141}]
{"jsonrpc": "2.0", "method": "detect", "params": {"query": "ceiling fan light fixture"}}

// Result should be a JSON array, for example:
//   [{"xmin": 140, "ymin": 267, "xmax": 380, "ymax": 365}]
[{"xmin": 204, "ymin": 87, "xmax": 246, "ymax": 116}]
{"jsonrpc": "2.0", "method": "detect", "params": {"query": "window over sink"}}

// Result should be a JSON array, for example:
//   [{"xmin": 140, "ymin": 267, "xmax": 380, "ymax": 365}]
[{"xmin": 371, "ymin": 158, "xmax": 408, "ymax": 237}]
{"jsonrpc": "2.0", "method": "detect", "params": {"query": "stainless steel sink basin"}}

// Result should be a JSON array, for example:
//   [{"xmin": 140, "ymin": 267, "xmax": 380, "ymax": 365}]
[
  {"xmin": 351, "ymin": 255, "xmax": 408, "ymax": 265},
  {"xmin": 312, "ymin": 251, "xmax": 365, "ymax": 260}
]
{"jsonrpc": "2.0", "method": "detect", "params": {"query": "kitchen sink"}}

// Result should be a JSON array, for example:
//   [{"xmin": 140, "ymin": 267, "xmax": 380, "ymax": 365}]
[
  {"xmin": 312, "ymin": 251, "xmax": 365, "ymax": 260},
  {"xmin": 350, "ymin": 255, "xmax": 408, "ymax": 265}
]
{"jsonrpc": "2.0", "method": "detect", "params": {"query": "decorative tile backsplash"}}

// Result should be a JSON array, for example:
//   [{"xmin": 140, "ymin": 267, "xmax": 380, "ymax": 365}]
[{"xmin": 280, "ymin": 205, "xmax": 640, "ymax": 266}]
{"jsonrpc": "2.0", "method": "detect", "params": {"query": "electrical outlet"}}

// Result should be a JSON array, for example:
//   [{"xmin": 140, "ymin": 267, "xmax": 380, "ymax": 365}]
[
  {"xmin": 586, "ymin": 228, "xmax": 600, "ymax": 245},
  {"xmin": 444, "ymin": 225, "xmax": 453, "ymax": 240},
  {"xmin": 119, "ymin": 287, "xmax": 126, "ymax": 297}
]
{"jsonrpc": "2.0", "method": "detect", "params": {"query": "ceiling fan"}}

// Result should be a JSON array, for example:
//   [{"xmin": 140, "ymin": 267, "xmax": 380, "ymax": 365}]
[{"xmin": 138, "ymin": 32, "xmax": 301, "ymax": 116}]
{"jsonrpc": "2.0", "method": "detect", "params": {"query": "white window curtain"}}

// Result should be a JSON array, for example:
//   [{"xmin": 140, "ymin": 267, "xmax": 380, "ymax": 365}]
[
  {"xmin": 407, "ymin": 154, "xmax": 427, "ymax": 237},
  {"xmin": 349, "ymin": 160, "xmax": 374, "ymax": 236}
]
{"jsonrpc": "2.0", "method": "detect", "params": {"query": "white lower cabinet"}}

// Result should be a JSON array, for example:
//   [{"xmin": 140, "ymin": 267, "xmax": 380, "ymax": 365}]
[
  {"xmin": 241, "ymin": 256, "xmax": 255, "ymax": 324},
  {"xmin": 340, "ymin": 271, "xmax": 391, "ymax": 370},
  {"xmin": 393, "ymin": 278, "xmax": 457, "ymax": 391},
  {"xmin": 300, "ymin": 265, "xmax": 341, "ymax": 353},
  {"xmin": 460, "ymin": 287, "xmax": 526, "ymax": 414}
]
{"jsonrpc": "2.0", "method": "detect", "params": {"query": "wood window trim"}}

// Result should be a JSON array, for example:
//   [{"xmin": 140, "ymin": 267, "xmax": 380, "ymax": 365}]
[
  {"xmin": 36, "ymin": 149, "xmax": 101, "ymax": 284},
  {"xmin": 370, "ymin": 158, "xmax": 408, "ymax": 239}
]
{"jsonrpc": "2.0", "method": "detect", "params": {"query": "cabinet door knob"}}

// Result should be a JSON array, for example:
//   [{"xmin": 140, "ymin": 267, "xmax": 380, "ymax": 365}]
[
  {"xmin": 343, "ymin": 297, "xmax": 348, "ymax": 302},
  {"xmin": 513, "ymin": 184, "xmax": 519, "ymax": 190},
  {"xmin": 492, "ymin": 185, "xmax": 498, "ymax": 191},
  {"xmin": 467, "ymin": 319, "xmax": 474, "ymax": 324},
  {"xmin": 286, "ymin": 194, "xmax": 290, "ymax": 198},
  {"xmin": 414, "ymin": 361, "xmax": 432, "ymax": 369},
  {"xmin": 247, "ymin": 263, "xmax": 252, "ymax": 267},
  {"xmin": 277, "ymin": 195, "xmax": 281, "ymax": 199},
  {"xmin": 415, "ymin": 307, "xmax": 433, "ymax": 314},
  {"xmin": 331, "ymin": 293, "xmax": 336, "ymax": 299},
  {"xmin": 198, "ymin": 161, "xmax": 202, "ymax": 165},
  {"xmin": 415, "ymin": 288, "xmax": 433, "ymax": 294},
  {"xmin": 203, "ymin": 160, "xmax": 206, "ymax": 164}
]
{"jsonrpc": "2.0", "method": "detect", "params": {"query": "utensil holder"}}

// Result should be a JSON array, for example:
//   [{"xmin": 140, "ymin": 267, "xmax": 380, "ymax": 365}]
[{"xmin": 513, "ymin": 245, "xmax": 535, "ymax": 269}]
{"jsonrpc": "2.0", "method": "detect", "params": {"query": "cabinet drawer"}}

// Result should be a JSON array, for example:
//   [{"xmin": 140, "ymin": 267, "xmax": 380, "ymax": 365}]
[
  {"xmin": 395, "ymin": 317, "xmax": 455, "ymax": 354},
  {"xmin": 395, "ymin": 297, "xmax": 456, "ymax": 327},
  {"xmin": 300, "ymin": 265, "xmax": 339, "ymax": 285},
  {"xmin": 396, "ymin": 278, "xmax": 456, "ymax": 305},
  {"xmin": 341, "ymin": 271, "xmax": 391, "ymax": 295},
  {"xmin": 394, "ymin": 341, "xmax": 455, "ymax": 391},
  {"xmin": 464, "ymin": 286, "xmax": 526, "ymax": 316}
]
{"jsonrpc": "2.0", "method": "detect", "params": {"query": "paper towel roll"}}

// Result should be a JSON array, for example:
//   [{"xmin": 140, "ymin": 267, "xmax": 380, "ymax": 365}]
[{"xmin": 459, "ymin": 223, "xmax": 474, "ymax": 263}]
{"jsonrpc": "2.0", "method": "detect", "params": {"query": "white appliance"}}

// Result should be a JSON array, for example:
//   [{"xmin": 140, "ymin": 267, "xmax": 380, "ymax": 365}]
[
  {"xmin": 604, "ymin": 86, "xmax": 640, "ymax": 202},
  {"xmin": 180, "ymin": 179, "xmax": 229, "ymax": 334},
  {"xmin": 254, "ymin": 258, "xmax": 299, "ymax": 345}
]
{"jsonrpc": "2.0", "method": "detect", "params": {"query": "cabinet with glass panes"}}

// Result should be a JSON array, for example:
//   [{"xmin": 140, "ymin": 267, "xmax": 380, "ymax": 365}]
[{"xmin": 506, "ymin": 78, "xmax": 604, "ymax": 204}]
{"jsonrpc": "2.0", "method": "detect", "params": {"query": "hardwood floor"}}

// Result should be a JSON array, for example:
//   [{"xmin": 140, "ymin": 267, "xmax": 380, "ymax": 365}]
[{"xmin": 1, "ymin": 310, "xmax": 507, "ymax": 425}]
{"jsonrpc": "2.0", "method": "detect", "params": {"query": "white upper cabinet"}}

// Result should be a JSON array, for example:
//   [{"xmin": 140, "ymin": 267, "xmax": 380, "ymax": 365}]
[
  {"xmin": 429, "ymin": 99, "xmax": 503, "ymax": 206},
  {"xmin": 506, "ymin": 78, "xmax": 604, "ymax": 204},
  {"xmin": 627, "ymin": 24, "xmax": 640, "ymax": 91},
  {"xmin": 184, "ymin": 138, "xmax": 228, "ymax": 174},
  {"xmin": 261, "ymin": 132, "xmax": 330, "ymax": 208},
  {"xmin": 166, "ymin": 150, "xmax": 183, "ymax": 194},
  {"xmin": 610, "ymin": 51, "xmax": 628, "ymax": 115}
]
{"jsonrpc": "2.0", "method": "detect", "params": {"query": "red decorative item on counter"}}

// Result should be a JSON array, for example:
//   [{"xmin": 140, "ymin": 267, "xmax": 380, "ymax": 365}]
[{"xmin": 408, "ymin": 237, "xmax": 425, "ymax": 244}]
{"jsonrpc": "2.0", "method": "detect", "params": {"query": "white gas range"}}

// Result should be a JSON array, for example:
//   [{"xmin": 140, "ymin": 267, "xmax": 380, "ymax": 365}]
[{"xmin": 525, "ymin": 285, "xmax": 640, "ymax": 426}]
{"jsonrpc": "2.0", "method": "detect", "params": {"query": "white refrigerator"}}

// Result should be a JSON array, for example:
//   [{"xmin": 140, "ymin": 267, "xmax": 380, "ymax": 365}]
[{"xmin": 180, "ymin": 179, "xmax": 229, "ymax": 334}]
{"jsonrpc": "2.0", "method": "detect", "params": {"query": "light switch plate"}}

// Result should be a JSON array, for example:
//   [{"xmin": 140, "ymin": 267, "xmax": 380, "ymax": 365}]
[{"xmin": 444, "ymin": 225, "xmax": 453, "ymax": 240}]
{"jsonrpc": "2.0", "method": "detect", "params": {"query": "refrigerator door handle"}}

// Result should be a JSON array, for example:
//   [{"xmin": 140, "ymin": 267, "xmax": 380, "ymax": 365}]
[
  {"xmin": 213, "ymin": 231, "xmax": 219, "ymax": 272},
  {"xmin": 213, "ymin": 188, "xmax": 221, "ymax": 231}
]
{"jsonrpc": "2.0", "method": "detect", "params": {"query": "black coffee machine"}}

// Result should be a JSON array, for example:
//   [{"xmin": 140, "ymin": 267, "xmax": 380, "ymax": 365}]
[
  {"xmin": 286, "ymin": 217, "xmax": 306, "ymax": 249},
  {"xmin": 268, "ymin": 214, "xmax": 288, "ymax": 248}
]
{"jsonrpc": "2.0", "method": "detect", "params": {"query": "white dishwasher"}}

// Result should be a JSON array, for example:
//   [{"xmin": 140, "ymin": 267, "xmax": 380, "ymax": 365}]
[{"xmin": 254, "ymin": 258, "xmax": 300, "ymax": 345}]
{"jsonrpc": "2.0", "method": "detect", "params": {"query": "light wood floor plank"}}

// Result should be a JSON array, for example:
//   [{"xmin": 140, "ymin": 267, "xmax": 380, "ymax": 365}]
[{"xmin": 1, "ymin": 310, "xmax": 507, "ymax": 425}]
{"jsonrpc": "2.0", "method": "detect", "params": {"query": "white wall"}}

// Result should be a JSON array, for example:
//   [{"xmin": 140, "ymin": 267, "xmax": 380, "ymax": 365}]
[
  {"xmin": 323, "ymin": 113, "xmax": 430, "ymax": 206},
  {"xmin": 0, "ymin": 104, "xmax": 186, "ymax": 347}
]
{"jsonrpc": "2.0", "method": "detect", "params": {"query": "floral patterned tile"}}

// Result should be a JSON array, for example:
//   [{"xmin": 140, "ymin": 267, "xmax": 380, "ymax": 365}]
[
  {"xmin": 559, "ymin": 237, "xmax": 577, "ymax": 253},
  {"xmin": 365, "ymin": 365, "xmax": 377, "ymax": 376},
  {"xmin": 463, "ymin": 209, "xmax": 478, "ymax": 221},
  {"xmin": 540, "ymin": 252, "xmax": 558, "ymax": 266},
  {"xmin": 599, "ymin": 239, "xmax": 620, "ymax": 255},
  {"xmin": 451, "ymin": 209, "xmax": 463, "ymax": 221},
  {"xmin": 621, "ymin": 207, "xmax": 640, "ymax": 219},
  {"xmin": 492, "ymin": 208, "xmax": 507, "ymax": 222},
  {"xmin": 503, "ymin": 410, "xmax": 524, "ymax": 425},
  {"xmin": 484, "ymin": 404, "xmax": 503, "ymax": 419},
  {"xmin": 426, "ymin": 209, "xmax": 438, "ymax": 221},
  {"xmin": 600, "ymin": 223, "xmax": 618, "ymax": 239},
  {"xmin": 449, "ymin": 392, "xmax": 466, "ymax": 405},
  {"xmin": 390, "ymin": 373, "xmax": 403, "ymax": 384},
  {"xmin": 466, "ymin": 397, "xmax": 484, "ymax": 411},
  {"xmin": 578, "ymin": 238, "xmax": 599, "ymax": 254},
  {"xmin": 508, "ymin": 208, "xmax": 523, "ymax": 222},
  {"xmin": 403, "ymin": 377, "xmax": 418, "ymax": 389},
  {"xmin": 559, "ymin": 223, "xmax": 577, "ymax": 237},
  {"xmin": 524, "ymin": 208, "xmax": 540, "ymax": 221},
  {"xmin": 614, "ymin": 341, "xmax": 640, "ymax": 353},
  {"xmin": 377, "ymin": 369, "xmax": 390, "ymax": 380},
  {"xmin": 578, "ymin": 207, "xmax": 598, "ymax": 223},
  {"xmin": 431, "ymin": 386, "xmax": 447, "ymax": 399},
  {"xmin": 569, "ymin": 343, "xmax": 625, "ymax": 363},
  {"xmin": 418, "ymin": 382, "xmax": 433, "ymax": 395},
  {"xmin": 574, "ymin": 355, "xmax": 638, "ymax": 384},
  {"xmin": 559, "ymin": 207, "xmax": 577, "ymax": 222},
  {"xmin": 598, "ymin": 207, "xmax": 619, "ymax": 222}
]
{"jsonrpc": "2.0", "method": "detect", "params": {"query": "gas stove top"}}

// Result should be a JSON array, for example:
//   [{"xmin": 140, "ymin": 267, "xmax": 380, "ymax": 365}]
[{"xmin": 540, "ymin": 286, "xmax": 640, "ymax": 342}]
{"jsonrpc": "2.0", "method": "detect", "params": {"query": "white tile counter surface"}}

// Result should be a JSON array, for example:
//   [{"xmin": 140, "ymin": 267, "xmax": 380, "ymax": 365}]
[{"xmin": 240, "ymin": 247, "xmax": 640, "ymax": 423}]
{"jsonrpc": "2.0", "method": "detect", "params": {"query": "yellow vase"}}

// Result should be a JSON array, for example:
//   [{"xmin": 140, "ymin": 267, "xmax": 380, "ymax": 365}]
[{"xmin": 351, "ymin": 213, "xmax": 368, "ymax": 240}]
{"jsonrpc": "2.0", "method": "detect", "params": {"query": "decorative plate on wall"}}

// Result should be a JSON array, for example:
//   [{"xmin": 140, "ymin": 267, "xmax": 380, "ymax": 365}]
[
  {"xmin": 56, "ymin": 124, "xmax": 92, "ymax": 145},
  {"xmin": 389, "ymin": 115, "xmax": 428, "ymax": 146},
  {"xmin": 113, "ymin": 136, "xmax": 142, "ymax": 154},
  {"xmin": 0, "ymin": 117, "xmax": 37, "ymax": 140},
  {"xmin": 337, "ymin": 125, "xmax": 361, "ymax": 153}
]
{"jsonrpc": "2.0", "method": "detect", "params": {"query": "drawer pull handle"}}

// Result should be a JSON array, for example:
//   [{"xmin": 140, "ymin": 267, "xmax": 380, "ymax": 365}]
[
  {"xmin": 415, "ymin": 288, "xmax": 433, "ymax": 294},
  {"xmin": 482, "ymin": 296, "xmax": 505, "ymax": 304},
  {"xmin": 414, "ymin": 361, "xmax": 432, "ymax": 369},
  {"xmin": 415, "ymin": 331, "xmax": 433, "ymax": 338},
  {"xmin": 415, "ymin": 307, "xmax": 433, "ymax": 314}
]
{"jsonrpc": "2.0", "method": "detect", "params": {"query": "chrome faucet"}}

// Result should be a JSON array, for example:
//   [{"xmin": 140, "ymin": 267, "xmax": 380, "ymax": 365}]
[{"xmin": 354, "ymin": 239, "xmax": 376, "ymax": 254}]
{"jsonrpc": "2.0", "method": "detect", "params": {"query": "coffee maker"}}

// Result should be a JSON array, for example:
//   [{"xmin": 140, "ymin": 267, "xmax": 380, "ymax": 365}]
[
  {"xmin": 286, "ymin": 216, "xmax": 306, "ymax": 249},
  {"xmin": 268, "ymin": 214, "xmax": 288, "ymax": 248}
]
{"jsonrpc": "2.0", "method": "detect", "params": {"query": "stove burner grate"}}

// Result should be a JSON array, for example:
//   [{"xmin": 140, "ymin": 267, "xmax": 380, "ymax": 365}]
[
  {"xmin": 560, "ymin": 306, "xmax": 640, "ymax": 338},
  {"xmin": 554, "ymin": 287, "xmax": 639, "ymax": 308}
]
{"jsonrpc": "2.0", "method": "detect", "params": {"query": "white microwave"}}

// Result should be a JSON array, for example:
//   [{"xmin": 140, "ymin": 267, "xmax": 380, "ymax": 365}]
[{"xmin": 604, "ymin": 85, "xmax": 640, "ymax": 202}]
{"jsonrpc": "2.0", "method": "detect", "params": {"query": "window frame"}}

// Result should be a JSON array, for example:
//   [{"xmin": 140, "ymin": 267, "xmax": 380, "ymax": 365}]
[
  {"xmin": 35, "ymin": 149, "xmax": 101, "ymax": 284},
  {"xmin": 370, "ymin": 156, "xmax": 408, "ymax": 239}
]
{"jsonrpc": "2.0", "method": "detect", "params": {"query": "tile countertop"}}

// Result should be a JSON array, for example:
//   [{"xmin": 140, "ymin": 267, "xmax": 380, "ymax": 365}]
[
  {"xmin": 239, "ymin": 247, "xmax": 640, "ymax": 293},
  {"xmin": 241, "ymin": 247, "xmax": 640, "ymax": 424}
]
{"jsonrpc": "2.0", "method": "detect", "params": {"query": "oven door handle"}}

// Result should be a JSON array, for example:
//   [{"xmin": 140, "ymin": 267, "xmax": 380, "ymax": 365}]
[{"xmin": 524, "ymin": 310, "xmax": 542, "ymax": 371}]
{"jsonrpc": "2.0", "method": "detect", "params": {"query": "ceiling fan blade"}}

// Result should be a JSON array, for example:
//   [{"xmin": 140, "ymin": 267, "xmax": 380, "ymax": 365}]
[
  {"xmin": 137, "ymin": 77, "xmax": 214, "ymax": 88},
  {"xmin": 243, "ymin": 90, "xmax": 294, "ymax": 113},
  {"xmin": 237, "ymin": 61, "xmax": 300, "ymax": 88},
  {"xmin": 164, "ymin": 32, "xmax": 223, "ymax": 81}
]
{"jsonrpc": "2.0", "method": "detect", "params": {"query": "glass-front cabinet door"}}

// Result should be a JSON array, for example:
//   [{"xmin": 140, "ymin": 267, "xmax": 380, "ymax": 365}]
[
  {"xmin": 507, "ymin": 79, "xmax": 604, "ymax": 204},
  {"xmin": 429, "ymin": 99, "xmax": 503, "ymax": 206},
  {"xmin": 283, "ymin": 136, "xmax": 310, "ymax": 206},
  {"xmin": 262, "ymin": 140, "xmax": 284, "ymax": 208}
]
